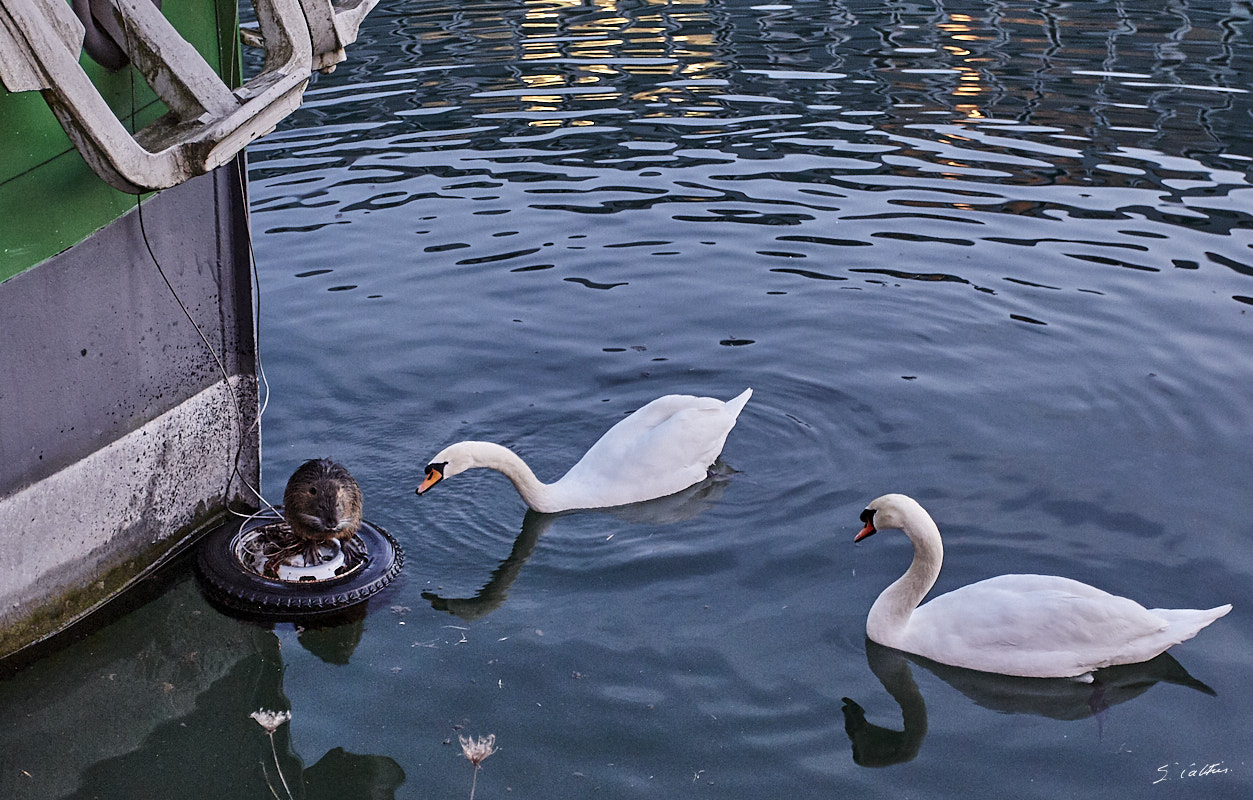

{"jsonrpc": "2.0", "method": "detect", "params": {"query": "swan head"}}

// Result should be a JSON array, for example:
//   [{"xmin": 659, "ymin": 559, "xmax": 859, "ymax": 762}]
[
  {"xmin": 416, "ymin": 443, "xmax": 470, "ymax": 495},
  {"xmin": 416, "ymin": 441, "xmax": 508, "ymax": 495},
  {"xmin": 855, "ymin": 493, "xmax": 926, "ymax": 542}
]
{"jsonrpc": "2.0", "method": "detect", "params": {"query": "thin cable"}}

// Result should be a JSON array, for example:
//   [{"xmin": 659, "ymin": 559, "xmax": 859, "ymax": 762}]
[
  {"xmin": 227, "ymin": 0, "xmax": 280, "ymax": 518},
  {"xmin": 121, "ymin": 3, "xmax": 279, "ymax": 518},
  {"xmin": 135, "ymin": 176, "xmax": 278, "ymax": 519},
  {"xmin": 232, "ymin": 147, "xmax": 281, "ymax": 519},
  {"xmin": 221, "ymin": 0, "xmax": 276, "ymax": 514}
]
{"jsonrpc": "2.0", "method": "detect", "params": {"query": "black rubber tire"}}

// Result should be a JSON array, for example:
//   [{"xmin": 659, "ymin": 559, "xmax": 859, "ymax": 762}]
[{"xmin": 196, "ymin": 512, "xmax": 404, "ymax": 617}]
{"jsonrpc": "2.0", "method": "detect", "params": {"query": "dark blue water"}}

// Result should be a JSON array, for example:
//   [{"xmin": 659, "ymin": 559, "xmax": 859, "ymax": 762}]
[{"xmin": 3, "ymin": 1, "xmax": 1252, "ymax": 797}]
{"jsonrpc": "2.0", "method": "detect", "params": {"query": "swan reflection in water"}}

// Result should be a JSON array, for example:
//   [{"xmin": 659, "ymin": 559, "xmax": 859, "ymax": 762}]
[
  {"xmin": 423, "ymin": 463, "xmax": 734, "ymax": 621},
  {"xmin": 841, "ymin": 639, "xmax": 1217, "ymax": 768}
]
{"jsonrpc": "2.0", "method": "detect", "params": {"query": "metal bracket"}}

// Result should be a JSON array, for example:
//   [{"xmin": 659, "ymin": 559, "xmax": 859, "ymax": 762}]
[
  {"xmin": 71, "ymin": 0, "xmax": 163, "ymax": 71},
  {"xmin": 300, "ymin": 0, "xmax": 378, "ymax": 73},
  {"xmin": 0, "ymin": 0, "xmax": 376, "ymax": 193}
]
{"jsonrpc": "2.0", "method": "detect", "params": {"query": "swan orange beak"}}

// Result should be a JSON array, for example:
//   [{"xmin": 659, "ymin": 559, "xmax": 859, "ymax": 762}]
[
  {"xmin": 854, "ymin": 522, "xmax": 876, "ymax": 542},
  {"xmin": 416, "ymin": 466, "xmax": 443, "ymax": 495}
]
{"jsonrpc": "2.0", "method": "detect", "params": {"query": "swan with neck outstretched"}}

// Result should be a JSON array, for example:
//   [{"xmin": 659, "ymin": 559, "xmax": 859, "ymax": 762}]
[
  {"xmin": 854, "ymin": 493, "xmax": 1231, "ymax": 680},
  {"xmin": 416, "ymin": 389, "xmax": 751, "ymax": 513}
]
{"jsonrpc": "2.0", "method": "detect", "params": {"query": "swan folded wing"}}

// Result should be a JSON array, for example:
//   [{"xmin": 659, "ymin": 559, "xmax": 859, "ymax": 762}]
[
  {"xmin": 556, "ymin": 397, "xmax": 736, "ymax": 506},
  {"xmin": 620, "ymin": 390, "xmax": 750, "ymax": 442},
  {"xmin": 565, "ymin": 398, "xmax": 730, "ymax": 478},
  {"xmin": 623, "ymin": 394, "xmax": 724, "ymax": 429},
  {"xmin": 909, "ymin": 575, "xmax": 1174, "ymax": 677}
]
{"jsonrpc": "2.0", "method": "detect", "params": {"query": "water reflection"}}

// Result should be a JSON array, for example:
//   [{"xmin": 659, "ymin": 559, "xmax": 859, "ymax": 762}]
[
  {"xmin": 0, "ymin": 577, "xmax": 403, "ymax": 799},
  {"xmin": 841, "ymin": 639, "xmax": 1219, "ymax": 768},
  {"xmin": 423, "ymin": 509, "xmax": 547, "ymax": 621},
  {"xmin": 206, "ymin": 0, "xmax": 1253, "ymax": 796},
  {"xmin": 841, "ymin": 647, "xmax": 928, "ymax": 768},
  {"xmin": 339, "ymin": 0, "xmax": 1252, "ymax": 151},
  {"xmin": 424, "ymin": 465, "xmax": 731, "ymax": 621},
  {"xmin": 248, "ymin": 0, "xmax": 1253, "ymax": 329},
  {"xmin": 295, "ymin": 608, "xmax": 367, "ymax": 665},
  {"xmin": 250, "ymin": 0, "xmax": 1253, "ymax": 195},
  {"xmin": 301, "ymin": 747, "xmax": 406, "ymax": 800}
]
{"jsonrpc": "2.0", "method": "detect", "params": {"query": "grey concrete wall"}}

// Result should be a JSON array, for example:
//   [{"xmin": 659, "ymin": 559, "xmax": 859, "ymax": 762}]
[{"xmin": 0, "ymin": 156, "xmax": 260, "ymax": 658}]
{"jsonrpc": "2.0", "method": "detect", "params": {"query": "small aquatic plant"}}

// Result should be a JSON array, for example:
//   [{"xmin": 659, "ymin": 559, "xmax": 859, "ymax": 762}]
[
  {"xmin": 458, "ymin": 733, "xmax": 497, "ymax": 800},
  {"xmin": 251, "ymin": 709, "xmax": 294, "ymax": 800}
]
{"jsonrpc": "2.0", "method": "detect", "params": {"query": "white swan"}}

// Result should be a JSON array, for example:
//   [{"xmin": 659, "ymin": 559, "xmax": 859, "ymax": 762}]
[
  {"xmin": 855, "ymin": 493, "xmax": 1231, "ymax": 680},
  {"xmin": 415, "ymin": 389, "xmax": 752, "ymax": 513}
]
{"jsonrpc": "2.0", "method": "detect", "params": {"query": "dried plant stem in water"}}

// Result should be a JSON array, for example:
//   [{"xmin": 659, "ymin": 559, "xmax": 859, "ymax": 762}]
[
  {"xmin": 252, "ymin": 710, "xmax": 294, "ymax": 800},
  {"xmin": 267, "ymin": 726, "xmax": 294, "ymax": 800},
  {"xmin": 260, "ymin": 760, "xmax": 284, "ymax": 800}
]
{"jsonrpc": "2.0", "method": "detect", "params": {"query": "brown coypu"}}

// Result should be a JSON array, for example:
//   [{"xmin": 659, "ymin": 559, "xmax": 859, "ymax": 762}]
[{"xmin": 283, "ymin": 458, "xmax": 365, "ymax": 565}]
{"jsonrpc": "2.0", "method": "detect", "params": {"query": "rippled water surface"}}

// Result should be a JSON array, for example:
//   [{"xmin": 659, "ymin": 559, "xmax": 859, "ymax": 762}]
[{"xmin": 5, "ymin": 1, "xmax": 1253, "ymax": 798}]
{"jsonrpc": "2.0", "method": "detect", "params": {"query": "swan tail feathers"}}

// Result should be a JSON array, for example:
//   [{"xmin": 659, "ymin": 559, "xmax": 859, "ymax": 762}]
[
  {"xmin": 1152, "ymin": 603, "xmax": 1232, "ymax": 643},
  {"xmin": 725, "ymin": 388, "xmax": 752, "ymax": 418}
]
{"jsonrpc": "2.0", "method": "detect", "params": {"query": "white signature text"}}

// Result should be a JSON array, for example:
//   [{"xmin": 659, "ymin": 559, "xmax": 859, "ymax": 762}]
[{"xmin": 1153, "ymin": 761, "xmax": 1231, "ymax": 784}]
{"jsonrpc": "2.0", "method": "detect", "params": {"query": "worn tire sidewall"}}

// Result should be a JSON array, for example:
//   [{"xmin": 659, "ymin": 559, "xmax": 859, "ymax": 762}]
[{"xmin": 196, "ymin": 513, "xmax": 404, "ymax": 615}]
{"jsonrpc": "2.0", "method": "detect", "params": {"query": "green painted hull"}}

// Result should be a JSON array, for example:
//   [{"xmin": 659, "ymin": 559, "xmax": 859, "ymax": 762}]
[
  {"xmin": 0, "ymin": 0, "xmax": 240, "ymax": 280},
  {"xmin": 0, "ymin": 0, "xmax": 259, "ymax": 660}
]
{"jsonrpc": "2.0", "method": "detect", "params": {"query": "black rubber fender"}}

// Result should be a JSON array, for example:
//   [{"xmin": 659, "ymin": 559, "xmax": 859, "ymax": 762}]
[{"xmin": 196, "ymin": 512, "xmax": 404, "ymax": 617}]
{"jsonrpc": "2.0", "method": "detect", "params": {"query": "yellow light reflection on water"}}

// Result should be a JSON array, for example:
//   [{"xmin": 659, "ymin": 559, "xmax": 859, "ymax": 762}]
[
  {"xmin": 517, "ymin": 74, "xmax": 568, "ymax": 89},
  {"xmin": 934, "ymin": 12, "xmax": 991, "ymax": 116},
  {"xmin": 501, "ymin": 0, "xmax": 729, "ymax": 125}
]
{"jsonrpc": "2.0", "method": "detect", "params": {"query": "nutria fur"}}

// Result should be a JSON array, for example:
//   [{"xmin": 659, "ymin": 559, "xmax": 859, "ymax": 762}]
[{"xmin": 283, "ymin": 458, "xmax": 364, "ymax": 564}]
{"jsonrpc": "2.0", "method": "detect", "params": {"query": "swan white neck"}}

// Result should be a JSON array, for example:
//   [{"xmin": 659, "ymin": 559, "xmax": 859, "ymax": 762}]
[
  {"xmin": 449, "ymin": 441, "xmax": 565, "ymax": 513},
  {"xmin": 866, "ymin": 504, "xmax": 944, "ymax": 647}
]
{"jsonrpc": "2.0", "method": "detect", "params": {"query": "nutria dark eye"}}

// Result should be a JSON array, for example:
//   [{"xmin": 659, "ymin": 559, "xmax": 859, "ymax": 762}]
[{"xmin": 309, "ymin": 487, "xmax": 317, "ymax": 496}]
